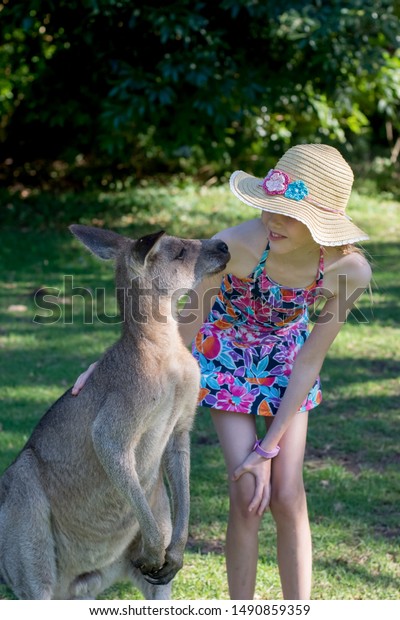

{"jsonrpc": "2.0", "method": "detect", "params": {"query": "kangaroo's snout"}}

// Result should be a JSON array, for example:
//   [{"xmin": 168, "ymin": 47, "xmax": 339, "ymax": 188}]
[
  {"xmin": 216, "ymin": 241, "xmax": 229, "ymax": 255},
  {"xmin": 192, "ymin": 238, "xmax": 230, "ymax": 284},
  {"xmin": 205, "ymin": 238, "xmax": 231, "ymax": 264}
]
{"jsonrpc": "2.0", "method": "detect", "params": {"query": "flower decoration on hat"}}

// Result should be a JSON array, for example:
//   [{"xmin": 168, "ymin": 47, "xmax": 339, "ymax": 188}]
[
  {"xmin": 262, "ymin": 169, "xmax": 309, "ymax": 202},
  {"xmin": 284, "ymin": 179, "xmax": 309, "ymax": 201},
  {"xmin": 262, "ymin": 169, "xmax": 290, "ymax": 195}
]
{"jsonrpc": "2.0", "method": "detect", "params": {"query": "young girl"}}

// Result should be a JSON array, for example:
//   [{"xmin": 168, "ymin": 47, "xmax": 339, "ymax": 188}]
[{"xmin": 72, "ymin": 144, "xmax": 372, "ymax": 600}]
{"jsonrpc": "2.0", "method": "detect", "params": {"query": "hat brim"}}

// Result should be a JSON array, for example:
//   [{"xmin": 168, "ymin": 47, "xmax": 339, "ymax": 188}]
[{"xmin": 230, "ymin": 171, "xmax": 369, "ymax": 247}]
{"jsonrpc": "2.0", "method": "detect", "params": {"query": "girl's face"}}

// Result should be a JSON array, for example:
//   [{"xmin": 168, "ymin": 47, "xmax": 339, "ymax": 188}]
[{"xmin": 261, "ymin": 211, "xmax": 316, "ymax": 253}]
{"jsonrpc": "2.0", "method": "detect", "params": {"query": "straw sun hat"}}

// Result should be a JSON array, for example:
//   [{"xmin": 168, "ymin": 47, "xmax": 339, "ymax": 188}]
[{"xmin": 229, "ymin": 144, "xmax": 369, "ymax": 246}]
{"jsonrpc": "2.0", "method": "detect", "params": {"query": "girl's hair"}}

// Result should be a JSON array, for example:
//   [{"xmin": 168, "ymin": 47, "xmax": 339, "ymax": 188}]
[
  {"xmin": 340, "ymin": 243, "xmax": 367, "ymax": 257},
  {"xmin": 321, "ymin": 243, "xmax": 371, "ymax": 262},
  {"xmin": 340, "ymin": 243, "xmax": 373, "ymax": 270}
]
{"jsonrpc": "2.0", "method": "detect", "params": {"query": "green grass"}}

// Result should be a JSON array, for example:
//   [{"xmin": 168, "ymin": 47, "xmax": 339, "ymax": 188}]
[{"xmin": 0, "ymin": 182, "xmax": 399, "ymax": 600}]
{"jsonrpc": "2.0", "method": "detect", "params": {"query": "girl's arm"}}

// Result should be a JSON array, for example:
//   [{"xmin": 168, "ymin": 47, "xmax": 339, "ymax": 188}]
[
  {"xmin": 72, "ymin": 361, "xmax": 98, "ymax": 395},
  {"xmin": 256, "ymin": 295, "xmax": 348, "ymax": 451},
  {"xmin": 233, "ymin": 254, "xmax": 372, "ymax": 485}
]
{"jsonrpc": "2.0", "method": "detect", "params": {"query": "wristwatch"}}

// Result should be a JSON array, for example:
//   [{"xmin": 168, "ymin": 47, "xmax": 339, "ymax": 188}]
[{"xmin": 253, "ymin": 439, "xmax": 280, "ymax": 459}]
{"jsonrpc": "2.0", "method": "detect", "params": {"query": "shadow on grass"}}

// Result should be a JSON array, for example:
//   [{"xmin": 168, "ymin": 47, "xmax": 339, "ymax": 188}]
[
  {"xmin": 323, "ymin": 356, "xmax": 400, "ymax": 383},
  {"xmin": 314, "ymin": 557, "xmax": 400, "ymax": 595}
]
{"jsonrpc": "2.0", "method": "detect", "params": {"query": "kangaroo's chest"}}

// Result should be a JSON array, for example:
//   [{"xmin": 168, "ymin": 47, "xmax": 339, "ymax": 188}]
[{"xmin": 143, "ymin": 345, "xmax": 200, "ymax": 409}]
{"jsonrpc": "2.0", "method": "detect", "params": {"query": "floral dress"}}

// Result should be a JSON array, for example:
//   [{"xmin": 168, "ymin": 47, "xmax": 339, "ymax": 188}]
[{"xmin": 192, "ymin": 243, "xmax": 324, "ymax": 416}]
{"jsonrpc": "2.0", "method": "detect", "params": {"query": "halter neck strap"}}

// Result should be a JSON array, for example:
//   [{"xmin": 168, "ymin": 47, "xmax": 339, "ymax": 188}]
[{"xmin": 253, "ymin": 243, "xmax": 324, "ymax": 287}]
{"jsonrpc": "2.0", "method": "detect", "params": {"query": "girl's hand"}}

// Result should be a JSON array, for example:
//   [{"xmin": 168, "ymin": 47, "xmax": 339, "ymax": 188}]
[
  {"xmin": 71, "ymin": 362, "xmax": 98, "ymax": 396},
  {"xmin": 232, "ymin": 451, "xmax": 272, "ymax": 515}
]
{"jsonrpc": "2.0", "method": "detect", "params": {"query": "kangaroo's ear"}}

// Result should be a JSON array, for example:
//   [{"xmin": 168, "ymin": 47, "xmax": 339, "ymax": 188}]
[
  {"xmin": 134, "ymin": 230, "xmax": 166, "ymax": 265},
  {"xmin": 69, "ymin": 225, "xmax": 124, "ymax": 260}
]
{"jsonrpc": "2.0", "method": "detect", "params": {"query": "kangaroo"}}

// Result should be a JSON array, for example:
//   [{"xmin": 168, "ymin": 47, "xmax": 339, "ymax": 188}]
[{"xmin": 0, "ymin": 225, "xmax": 230, "ymax": 600}]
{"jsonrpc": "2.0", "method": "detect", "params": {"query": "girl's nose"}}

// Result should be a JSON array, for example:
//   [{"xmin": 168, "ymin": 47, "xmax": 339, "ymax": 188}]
[{"xmin": 266, "ymin": 212, "xmax": 285, "ymax": 228}]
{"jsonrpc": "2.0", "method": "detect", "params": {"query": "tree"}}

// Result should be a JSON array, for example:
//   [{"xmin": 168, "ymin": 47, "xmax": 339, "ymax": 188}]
[{"xmin": 1, "ymin": 0, "xmax": 399, "ymax": 179}]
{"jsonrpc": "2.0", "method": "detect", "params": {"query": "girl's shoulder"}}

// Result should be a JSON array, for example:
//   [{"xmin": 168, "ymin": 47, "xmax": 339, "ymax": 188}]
[
  {"xmin": 212, "ymin": 217, "xmax": 265, "ymax": 244},
  {"xmin": 324, "ymin": 246, "xmax": 372, "ymax": 294},
  {"xmin": 212, "ymin": 218, "xmax": 267, "ymax": 277}
]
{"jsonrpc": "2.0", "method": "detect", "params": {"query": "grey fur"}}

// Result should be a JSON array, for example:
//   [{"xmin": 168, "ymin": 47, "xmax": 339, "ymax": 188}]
[{"xmin": 0, "ymin": 225, "xmax": 230, "ymax": 600}]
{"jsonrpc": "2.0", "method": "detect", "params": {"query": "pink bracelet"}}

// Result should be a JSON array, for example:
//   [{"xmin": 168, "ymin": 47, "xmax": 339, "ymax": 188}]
[{"xmin": 253, "ymin": 439, "xmax": 280, "ymax": 459}]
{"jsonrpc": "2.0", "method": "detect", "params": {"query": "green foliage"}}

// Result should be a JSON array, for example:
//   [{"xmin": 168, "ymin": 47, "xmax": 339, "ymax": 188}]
[{"xmin": 1, "ymin": 0, "xmax": 400, "ymax": 178}]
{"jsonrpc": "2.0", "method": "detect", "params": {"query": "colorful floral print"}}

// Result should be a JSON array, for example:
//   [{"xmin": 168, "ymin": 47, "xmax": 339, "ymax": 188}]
[{"xmin": 192, "ymin": 243, "xmax": 324, "ymax": 416}]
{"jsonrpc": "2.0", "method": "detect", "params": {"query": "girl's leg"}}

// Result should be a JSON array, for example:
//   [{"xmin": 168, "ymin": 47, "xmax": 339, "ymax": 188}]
[
  {"xmin": 211, "ymin": 409, "xmax": 270, "ymax": 600},
  {"xmin": 267, "ymin": 412, "xmax": 312, "ymax": 600}
]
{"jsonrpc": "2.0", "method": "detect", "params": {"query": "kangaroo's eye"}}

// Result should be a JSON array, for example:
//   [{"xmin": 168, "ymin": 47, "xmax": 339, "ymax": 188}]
[{"xmin": 175, "ymin": 247, "xmax": 186, "ymax": 260}]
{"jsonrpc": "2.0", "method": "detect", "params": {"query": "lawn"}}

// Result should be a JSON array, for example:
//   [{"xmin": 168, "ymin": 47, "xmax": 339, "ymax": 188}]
[{"xmin": 0, "ymin": 181, "xmax": 399, "ymax": 599}]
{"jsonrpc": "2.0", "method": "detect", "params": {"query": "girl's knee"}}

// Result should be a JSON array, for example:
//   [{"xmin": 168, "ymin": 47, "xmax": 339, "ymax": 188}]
[
  {"xmin": 229, "ymin": 475, "xmax": 263, "ymax": 523},
  {"xmin": 270, "ymin": 481, "xmax": 307, "ymax": 522}
]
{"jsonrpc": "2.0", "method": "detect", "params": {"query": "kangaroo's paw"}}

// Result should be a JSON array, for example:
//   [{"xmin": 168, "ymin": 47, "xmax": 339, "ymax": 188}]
[
  {"xmin": 138, "ymin": 548, "xmax": 183, "ymax": 585},
  {"xmin": 132, "ymin": 551, "xmax": 166, "ymax": 582}
]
